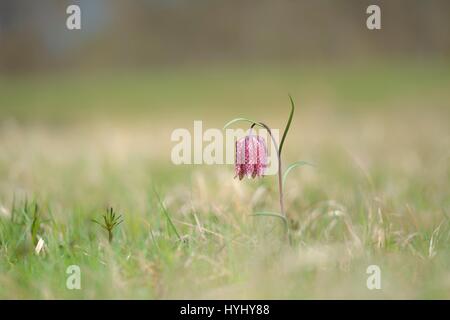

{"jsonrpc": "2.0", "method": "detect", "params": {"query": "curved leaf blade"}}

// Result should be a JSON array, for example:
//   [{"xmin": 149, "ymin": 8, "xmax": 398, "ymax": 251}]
[
  {"xmin": 282, "ymin": 161, "xmax": 315, "ymax": 188},
  {"xmin": 154, "ymin": 189, "xmax": 182, "ymax": 242},
  {"xmin": 223, "ymin": 118, "xmax": 263, "ymax": 130},
  {"xmin": 279, "ymin": 95, "xmax": 295, "ymax": 154},
  {"xmin": 251, "ymin": 211, "xmax": 288, "ymax": 229}
]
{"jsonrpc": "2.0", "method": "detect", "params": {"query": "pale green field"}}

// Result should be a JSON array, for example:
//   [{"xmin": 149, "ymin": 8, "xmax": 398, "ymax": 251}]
[{"xmin": 0, "ymin": 62, "xmax": 449, "ymax": 299}]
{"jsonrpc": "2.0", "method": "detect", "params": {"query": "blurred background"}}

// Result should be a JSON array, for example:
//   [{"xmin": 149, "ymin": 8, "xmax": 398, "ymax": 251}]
[
  {"xmin": 0, "ymin": 0, "xmax": 449, "ymax": 122},
  {"xmin": 0, "ymin": 0, "xmax": 448, "ymax": 181},
  {"xmin": 0, "ymin": 0, "xmax": 449, "ymax": 202},
  {"xmin": 1, "ymin": 0, "xmax": 450, "ymax": 72}
]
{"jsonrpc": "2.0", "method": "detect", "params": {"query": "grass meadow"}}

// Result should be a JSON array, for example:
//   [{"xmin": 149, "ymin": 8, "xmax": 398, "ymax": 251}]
[{"xmin": 0, "ymin": 61, "xmax": 449, "ymax": 299}]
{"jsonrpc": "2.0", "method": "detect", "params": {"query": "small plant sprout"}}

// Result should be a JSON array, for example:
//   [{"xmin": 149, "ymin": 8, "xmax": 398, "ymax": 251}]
[
  {"xmin": 224, "ymin": 95, "xmax": 313, "ymax": 241},
  {"xmin": 92, "ymin": 207, "xmax": 123, "ymax": 243}
]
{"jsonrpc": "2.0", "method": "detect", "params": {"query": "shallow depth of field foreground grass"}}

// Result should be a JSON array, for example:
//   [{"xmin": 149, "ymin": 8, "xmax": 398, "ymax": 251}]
[{"xmin": 0, "ymin": 62, "xmax": 449, "ymax": 299}]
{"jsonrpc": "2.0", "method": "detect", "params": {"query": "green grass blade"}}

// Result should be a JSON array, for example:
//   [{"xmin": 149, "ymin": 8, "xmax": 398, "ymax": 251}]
[
  {"xmin": 282, "ymin": 161, "xmax": 315, "ymax": 188},
  {"xmin": 154, "ymin": 190, "xmax": 182, "ymax": 242},
  {"xmin": 279, "ymin": 95, "xmax": 295, "ymax": 154},
  {"xmin": 251, "ymin": 211, "xmax": 288, "ymax": 230},
  {"xmin": 30, "ymin": 204, "xmax": 40, "ymax": 245}
]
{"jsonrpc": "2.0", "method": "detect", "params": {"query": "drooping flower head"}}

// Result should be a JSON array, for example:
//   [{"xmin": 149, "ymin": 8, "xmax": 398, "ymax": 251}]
[{"xmin": 235, "ymin": 133, "xmax": 268, "ymax": 180}]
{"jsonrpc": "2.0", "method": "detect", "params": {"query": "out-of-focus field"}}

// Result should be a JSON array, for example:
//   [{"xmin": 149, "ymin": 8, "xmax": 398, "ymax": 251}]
[{"xmin": 0, "ymin": 61, "xmax": 449, "ymax": 299}]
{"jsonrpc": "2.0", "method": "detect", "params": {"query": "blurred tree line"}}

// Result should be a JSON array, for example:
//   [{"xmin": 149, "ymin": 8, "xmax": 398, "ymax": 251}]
[{"xmin": 0, "ymin": 0, "xmax": 449, "ymax": 73}]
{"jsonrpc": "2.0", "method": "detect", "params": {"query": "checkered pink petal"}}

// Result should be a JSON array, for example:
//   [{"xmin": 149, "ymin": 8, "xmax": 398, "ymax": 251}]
[{"xmin": 235, "ymin": 134, "xmax": 268, "ymax": 180}]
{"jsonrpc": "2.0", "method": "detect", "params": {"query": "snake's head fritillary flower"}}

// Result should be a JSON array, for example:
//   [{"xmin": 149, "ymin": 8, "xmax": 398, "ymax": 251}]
[{"xmin": 235, "ymin": 134, "xmax": 268, "ymax": 180}]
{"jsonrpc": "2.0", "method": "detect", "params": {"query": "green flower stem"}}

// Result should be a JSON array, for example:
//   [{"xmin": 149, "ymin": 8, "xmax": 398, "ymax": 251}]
[{"xmin": 251, "ymin": 122, "xmax": 287, "ymax": 235}]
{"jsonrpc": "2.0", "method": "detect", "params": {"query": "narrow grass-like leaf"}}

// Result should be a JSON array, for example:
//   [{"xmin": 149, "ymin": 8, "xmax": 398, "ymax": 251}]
[
  {"xmin": 11, "ymin": 194, "xmax": 16, "ymax": 222},
  {"xmin": 251, "ymin": 211, "xmax": 288, "ymax": 230},
  {"xmin": 154, "ymin": 190, "xmax": 182, "ymax": 242},
  {"xmin": 282, "ymin": 161, "xmax": 315, "ymax": 188},
  {"xmin": 91, "ymin": 219, "xmax": 109, "ymax": 231},
  {"xmin": 30, "ymin": 203, "xmax": 40, "ymax": 245},
  {"xmin": 223, "ymin": 118, "xmax": 264, "ymax": 130},
  {"xmin": 279, "ymin": 95, "xmax": 295, "ymax": 154}
]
